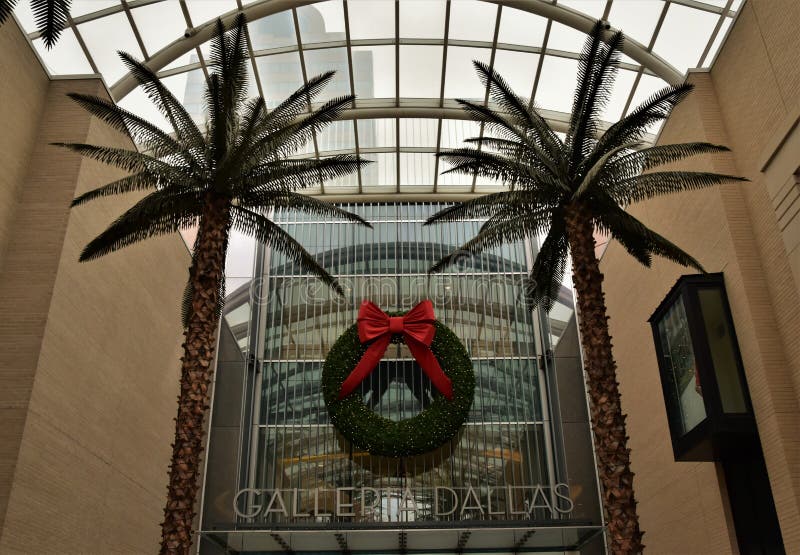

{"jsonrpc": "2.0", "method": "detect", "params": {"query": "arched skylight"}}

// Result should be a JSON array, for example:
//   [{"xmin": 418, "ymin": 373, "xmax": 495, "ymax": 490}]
[{"xmin": 12, "ymin": 0, "xmax": 742, "ymax": 197}]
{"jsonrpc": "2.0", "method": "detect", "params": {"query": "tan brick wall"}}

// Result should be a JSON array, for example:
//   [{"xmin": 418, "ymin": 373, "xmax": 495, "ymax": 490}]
[
  {"xmin": 0, "ymin": 19, "xmax": 49, "ymax": 272},
  {"xmin": 0, "ymin": 75, "xmax": 93, "ymax": 538},
  {"xmin": 600, "ymin": 0, "xmax": 800, "ymax": 552},
  {"xmin": 0, "ymin": 30, "xmax": 190, "ymax": 555}
]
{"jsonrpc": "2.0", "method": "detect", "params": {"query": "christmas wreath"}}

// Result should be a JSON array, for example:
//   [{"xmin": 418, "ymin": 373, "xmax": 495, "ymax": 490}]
[{"xmin": 322, "ymin": 300, "xmax": 475, "ymax": 457}]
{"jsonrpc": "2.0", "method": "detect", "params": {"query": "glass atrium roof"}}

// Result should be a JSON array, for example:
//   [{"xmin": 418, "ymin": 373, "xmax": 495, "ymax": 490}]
[{"xmin": 13, "ymin": 0, "xmax": 742, "ymax": 197}]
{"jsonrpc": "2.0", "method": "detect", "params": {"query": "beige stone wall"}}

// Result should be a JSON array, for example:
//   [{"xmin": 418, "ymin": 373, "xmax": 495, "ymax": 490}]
[
  {"xmin": 600, "ymin": 0, "xmax": 800, "ymax": 553},
  {"xmin": 0, "ymin": 21, "xmax": 190, "ymax": 555}
]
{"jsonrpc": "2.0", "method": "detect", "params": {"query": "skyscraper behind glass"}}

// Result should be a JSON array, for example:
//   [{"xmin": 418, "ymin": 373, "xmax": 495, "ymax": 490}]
[{"xmin": 182, "ymin": 7, "xmax": 377, "ymax": 190}]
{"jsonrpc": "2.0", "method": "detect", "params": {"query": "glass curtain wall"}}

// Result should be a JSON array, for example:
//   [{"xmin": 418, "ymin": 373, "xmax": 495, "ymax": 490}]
[
  {"xmin": 199, "ymin": 202, "xmax": 602, "ymax": 551},
  {"xmin": 242, "ymin": 203, "xmax": 558, "ymax": 524}
]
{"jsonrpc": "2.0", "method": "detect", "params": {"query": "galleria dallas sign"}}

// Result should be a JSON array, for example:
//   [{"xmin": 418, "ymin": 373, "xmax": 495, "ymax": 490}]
[{"xmin": 234, "ymin": 484, "xmax": 574, "ymax": 520}]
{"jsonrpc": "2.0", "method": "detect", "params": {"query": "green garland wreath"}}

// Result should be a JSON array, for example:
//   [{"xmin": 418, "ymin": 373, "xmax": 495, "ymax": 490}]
[{"xmin": 322, "ymin": 317, "xmax": 475, "ymax": 457}]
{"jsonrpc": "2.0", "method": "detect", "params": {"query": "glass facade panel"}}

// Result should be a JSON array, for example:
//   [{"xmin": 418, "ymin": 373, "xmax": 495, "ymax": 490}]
[
  {"xmin": 297, "ymin": 1, "xmax": 345, "ymax": 44},
  {"xmin": 534, "ymin": 56, "xmax": 580, "ymax": 114},
  {"xmin": 131, "ymin": 1, "xmax": 188, "ymax": 56},
  {"xmin": 447, "ymin": 0, "xmax": 497, "ymax": 43},
  {"xmin": 78, "ymin": 12, "xmax": 142, "ymax": 83},
  {"xmin": 399, "ymin": 0, "xmax": 447, "ymax": 39},
  {"xmin": 303, "ymin": 47, "xmax": 351, "ymax": 104},
  {"xmin": 697, "ymin": 288, "xmax": 748, "ymax": 413},
  {"xmin": 655, "ymin": 295, "xmax": 707, "ymax": 435},
  {"xmin": 201, "ymin": 203, "xmax": 601, "ymax": 553},
  {"xmin": 255, "ymin": 52, "xmax": 305, "ymax": 109},
  {"xmin": 497, "ymin": 8, "xmax": 547, "ymax": 47},
  {"xmin": 348, "ymin": 0, "xmax": 395, "ymax": 40},
  {"xmin": 352, "ymin": 45, "xmax": 395, "ymax": 100},
  {"xmin": 223, "ymin": 203, "xmax": 577, "ymax": 528},
  {"xmin": 399, "ymin": 46, "xmax": 443, "ymax": 98},
  {"xmin": 653, "ymin": 3, "xmax": 720, "ymax": 70},
  {"xmin": 186, "ymin": 0, "xmax": 236, "ymax": 27},
  {"xmin": 444, "ymin": 46, "xmax": 492, "ymax": 100},
  {"xmin": 357, "ymin": 118, "xmax": 396, "ymax": 149},
  {"xmin": 492, "ymin": 50, "xmax": 539, "ymax": 97},
  {"xmin": 248, "ymin": 12, "xmax": 298, "ymax": 51}
]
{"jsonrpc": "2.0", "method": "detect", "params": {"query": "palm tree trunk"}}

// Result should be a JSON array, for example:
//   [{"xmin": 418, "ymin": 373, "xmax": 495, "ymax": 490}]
[
  {"xmin": 160, "ymin": 195, "xmax": 230, "ymax": 555},
  {"xmin": 564, "ymin": 202, "xmax": 644, "ymax": 554}
]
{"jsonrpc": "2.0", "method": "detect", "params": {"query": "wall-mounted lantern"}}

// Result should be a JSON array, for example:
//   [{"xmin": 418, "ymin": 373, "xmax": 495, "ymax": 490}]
[{"xmin": 648, "ymin": 273, "xmax": 758, "ymax": 461}]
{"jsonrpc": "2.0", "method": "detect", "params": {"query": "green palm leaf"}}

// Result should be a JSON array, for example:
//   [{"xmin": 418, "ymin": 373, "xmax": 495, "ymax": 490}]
[
  {"xmin": 525, "ymin": 222, "xmax": 569, "ymax": 312},
  {"xmin": 56, "ymin": 15, "xmax": 369, "ymax": 553},
  {"xmin": 428, "ymin": 22, "xmax": 742, "ymax": 311},
  {"xmin": 232, "ymin": 207, "xmax": 344, "ymax": 295},
  {"xmin": 0, "ymin": 0, "xmax": 71, "ymax": 49},
  {"xmin": 78, "ymin": 190, "xmax": 204, "ymax": 261},
  {"xmin": 422, "ymin": 19, "xmax": 747, "ymax": 555},
  {"xmin": 31, "ymin": 0, "xmax": 70, "ymax": 49},
  {"xmin": 0, "ymin": 0, "xmax": 19, "ymax": 23},
  {"xmin": 608, "ymin": 170, "xmax": 748, "ymax": 204},
  {"xmin": 65, "ymin": 92, "xmax": 190, "ymax": 161},
  {"xmin": 117, "ymin": 52, "xmax": 205, "ymax": 155},
  {"xmin": 71, "ymin": 171, "xmax": 170, "ymax": 207}
]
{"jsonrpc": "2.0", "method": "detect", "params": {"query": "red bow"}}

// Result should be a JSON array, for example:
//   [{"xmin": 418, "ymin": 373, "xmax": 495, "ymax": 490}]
[{"xmin": 338, "ymin": 300, "xmax": 454, "ymax": 400}]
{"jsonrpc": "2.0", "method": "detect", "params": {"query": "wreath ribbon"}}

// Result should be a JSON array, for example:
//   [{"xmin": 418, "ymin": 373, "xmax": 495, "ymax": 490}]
[{"xmin": 337, "ymin": 300, "xmax": 455, "ymax": 400}]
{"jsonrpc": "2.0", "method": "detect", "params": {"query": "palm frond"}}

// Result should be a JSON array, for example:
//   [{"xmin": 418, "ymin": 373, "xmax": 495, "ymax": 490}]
[
  {"xmin": 234, "ymin": 97, "xmax": 267, "ymax": 152},
  {"xmin": 567, "ymin": 21, "xmax": 605, "ymax": 152},
  {"xmin": 456, "ymin": 98, "xmax": 567, "ymax": 179},
  {"xmin": 208, "ymin": 14, "xmax": 250, "ymax": 136},
  {"xmin": 473, "ymin": 60, "xmax": 532, "ymax": 125},
  {"xmin": 428, "ymin": 205, "xmax": 553, "ymax": 275},
  {"xmin": 205, "ymin": 73, "xmax": 225, "ymax": 158},
  {"xmin": 232, "ymin": 207, "xmax": 343, "ymax": 295},
  {"xmin": 608, "ymin": 170, "xmax": 748, "ymax": 204},
  {"xmin": 66, "ymin": 92, "xmax": 190, "ymax": 161},
  {"xmin": 568, "ymin": 25, "xmax": 624, "ymax": 167},
  {"xmin": 241, "ymin": 94, "xmax": 356, "ymax": 169},
  {"xmin": 71, "ymin": 171, "xmax": 165, "ymax": 207},
  {"xmin": 117, "ymin": 52, "xmax": 205, "ymax": 155},
  {"xmin": 255, "ymin": 71, "xmax": 337, "ymax": 133},
  {"xmin": 526, "ymin": 222, "xmax": 569, "ymax": 312},
  {"xmin": 430, "ymin": 207, "xmax": 552, "ymax": 274},
  {"xmin": 472, "ymin": 60, "xmax": 561, "ymax": 157},
  {"xmin": 425, "ymin": 191, "xmax": 543, "ymax": 225},
  {"xmin": 588, "ymin": 83, "xmax": 694, "ymax": 170},
  {"xmin": 222, "ymin": 96, "xmax": 267, "ymax": 179},
  {"xmin": 477, "ymin": 200, "xmax": 557, "ymax": 233},
  {"xmin": 455, "ymin": 99, "xmax": 531, "ymax": 146},
  {"xmin": 53, "ymin": 142, "xmax": 189, "ymax": 179},
  {"xmin": 0, "ymin": 0, "xmax": 20, "ymax": 24},
  {"xmin": 79, "ymin": 190, "xmax": 203, "ymax": 261},
  {"xmin": 30, "ymin": 0, "xmax": 70, "ymax": 49},
  {"xmin": 573, "ymin": 141, "xmax": 643, "ymax": 200},
  {"xmin": 241, "ymin": 191, "xmax": 372, "ymax": 227},
  {"xmin": 462, "ymin": 136, "xmax": 562, "ymax": 180},
  {"xmin": 238, "ymin": 155, "xmax": 367, "ymax": 193},
  {"xmin": 437, "ymin": 147, "xmax": 566, "ymax": 194},
  {"xmin": 597, "ymin": 204, "xmax": 704, "ymax": 271},
  {"xmin": 605, "ymin": 142, "xmax": 731, "ymax": 180}
]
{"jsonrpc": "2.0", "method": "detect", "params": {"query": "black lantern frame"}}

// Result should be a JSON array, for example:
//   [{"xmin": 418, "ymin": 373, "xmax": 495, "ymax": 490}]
[{"xmin": 649, "ymin": 273, "xmax": 758, "ymax": 461}]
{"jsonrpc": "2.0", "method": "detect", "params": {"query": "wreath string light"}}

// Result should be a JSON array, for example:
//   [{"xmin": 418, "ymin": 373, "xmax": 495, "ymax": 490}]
[{"xmin": 322, "ymin": 300, "xmax": 475, "ymax": 457}]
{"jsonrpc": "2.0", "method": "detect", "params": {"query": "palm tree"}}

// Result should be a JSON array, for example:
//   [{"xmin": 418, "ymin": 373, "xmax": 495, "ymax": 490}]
[
  {"xmin": 56, "ymin": 14, "xmax": 370, "ymax": 555},
  {"xmin": 425, "ymin": 22, "xmax": 745, "ymax": 554},
  {"xmin": 0, "ymin": 0, "xmax": 70, "ymax": 48}
]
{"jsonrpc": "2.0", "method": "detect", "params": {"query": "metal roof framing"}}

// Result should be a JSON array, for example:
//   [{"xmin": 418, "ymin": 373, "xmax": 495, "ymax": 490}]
[
  {"xmin": 108, "ymin": 0, "xmax": 692, "ymax": 100},
  {"xmin": 13, "ymin": 0, "xmax": 741, "ymax": 199}
]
